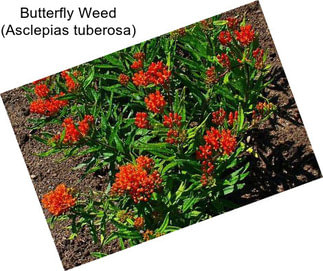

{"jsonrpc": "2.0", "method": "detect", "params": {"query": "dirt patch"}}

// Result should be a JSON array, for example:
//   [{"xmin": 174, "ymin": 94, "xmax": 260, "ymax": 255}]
[
  {"xmin": 1, "ymin": 1, "xmax": 321, "ymax": 269},
  {"xmin": 223, "ymin": 1, "xmax": 321, "ymax": 203},
  {"xmin": 1, "ymin": 87, "xmax": 121, "ymax": 269}
]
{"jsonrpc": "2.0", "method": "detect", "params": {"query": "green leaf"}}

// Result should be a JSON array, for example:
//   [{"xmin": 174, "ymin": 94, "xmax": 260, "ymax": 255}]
[
  {"xmin": 117, "ymin": 230, "xmax": 142, "ymax": 240},
  {"xmin": 114, "ymin": 136, "xmax": 125, "ymax": 153},
  {"xmin": 37, "ymin": 148, "xmax": 60, "ymax": 157},
  {"xmin": 213, "ymin": 20, "xmax": 228, "ymax": 26},
  {"xmin": 156, "ymin": 213, "xmax": 170, "ymax": 233},
  {"xmin": 102, "ymin": 233, "xmax": 119, "ymax": 246},
  {"xmin": 83, "ymin": 66, "xmax": 95, "ymax": 88},
  {"xmin": 238, "ymin": 105, "xmax": 244, "ymax": 131},
  {"xmin": 182, "ymin": 197, "xmax": 200, "ymax": 213},
  {"xmin": 175, "ymin": 182, "xmax": 186, "ymax": 200}
]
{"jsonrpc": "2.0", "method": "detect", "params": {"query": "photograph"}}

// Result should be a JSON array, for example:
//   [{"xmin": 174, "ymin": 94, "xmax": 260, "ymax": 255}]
[{"xmin": 1, "ymin": 1, "xmax": 321, "ymax": 269}]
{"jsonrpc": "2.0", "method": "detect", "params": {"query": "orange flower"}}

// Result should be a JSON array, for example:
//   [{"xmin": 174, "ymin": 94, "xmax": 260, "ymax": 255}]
[
  {"xmin": 142, "ymin": 229, "xmax": 154, "ymax": 241},
  {"xmin": 132, "ymin": 70, "xmax": 149, "ymax": 87},
  {"xmin": 204, "ymin": 127, "xmax": 221, "ymax": 150},
  {"xmin": 42, "ymin": 184, "xmax": 76, "ymax": 216},
  {"xmin": 220, "ymin": 129, "xmax": 237, "ymax": 155},
  {"xmin": 110, "ymin": 161, "xmax": 162, "ymax": 203},
  {"xmin": 212, "ymin": 108, "xmax": 226, "ymax": 126},
  {"xmin": 234, "ymin": 25, "xmax": 255, "ymax": 46},
  {"xmin": 173, "ymin": 27, "xmax": 186, "ymax": 37},
  {"xmin": 205, "ymin": 66, "xmax": 217, "ymax": 85},
  {"xmin": 196, "ymin": 144, "xmax": 213, "ymax": 161},
  {"xmin": 196, "ymin": 127, "xmax": 237, "ymax": 183},
  {"xmin": 54, "ymin": 115, "xmax": 94, "ymax": 144},
  {"xmin": 227, "ymin": 17, "xmax": 239, "ymax": 29},
  {"xmin": 136, "ymin": 155, "xmax": 155, "ymax": 172},
  {"xmin": 30, "ymin": 92, "xmax": 68, "ymax": 116},
  {"xmin": 119, "ymin": 73, "xmax": 130, "ymax": 86},
  {"xmin": 134, "ymin": 217, "xmax": 145, "ymax": 229},
  {"xmin": 253, "ymin": 48, "xmax": 264, "ymax": 69},
  {"xmin": 201, "ymin": 160, "xmax": 215, "ymax": 175},
  {"xmin": 73, "ymin": 70, "xmax": 82, "ymax": 77},
  {"xmin": 131, "ymin": 59, "xmax": 143, "ymax": 70},
  {"xmin": 146, "ymin": 61, "xmax": 171, "ymax": 87},
  {"xmin": 163, "ymin": 112, "xmax": 182, "ymax": 128},
  {"xmin": 218, "ymin": 31, "xmax": 232, "ymax": 46},
  {"xmin": 135, "ymin": 112, "xmax": 149, "ymax": 128},
  {"xmin": 166, "ymin": 129, "xmax": 179, "ymax": 144},
  {"xmin": 61, "ymin": 70, "xmax": 78, "ymax": 92},
  {"xmin": 34, "ymin": 84, "xmax": 50, "ymax": 97},
  {"xmin": 227, "ymin": 111, "xmax": 238, "ymax": 126},
  {"xmin": 256, "ymin": 102, "xmax": 273, "ymax": 114},
  {"xmin": 217, "ymin": 53, "xmax": 231, "ymax": 69},
  {"xmin": 78, "ymin": 115, "xmax": 94, "ymax": 136},
  {"xmin": 200, "ymin": 173, "xmax": 208, "ymax": 186},
  {"xmin": 133, "ymin": 52, "xmax": 145, "ymax": 61},
  {"xmin": 145, "ymin": 90, "xmax": 166, "ymax": 114}
]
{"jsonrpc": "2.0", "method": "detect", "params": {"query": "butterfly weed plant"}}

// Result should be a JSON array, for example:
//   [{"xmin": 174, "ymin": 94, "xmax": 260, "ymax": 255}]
[{"xmin": 24, "ymin": 15, "xmax": 275, "ymax": 256}]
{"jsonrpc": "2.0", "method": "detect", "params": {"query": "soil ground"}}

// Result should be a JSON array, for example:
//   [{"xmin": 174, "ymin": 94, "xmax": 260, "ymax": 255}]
[{"xmin": 1, "ymin": 1, "xmax": 321, "ymax": 269}]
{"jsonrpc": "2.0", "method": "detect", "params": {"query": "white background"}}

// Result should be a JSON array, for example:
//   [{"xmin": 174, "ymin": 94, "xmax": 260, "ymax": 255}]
[{"xmin": 0, "ymin": 0, "xmax": 322, "ymax": 270}]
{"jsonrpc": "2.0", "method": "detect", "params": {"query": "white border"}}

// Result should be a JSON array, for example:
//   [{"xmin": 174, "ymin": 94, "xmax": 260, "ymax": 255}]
[{"xmin": 0, "ymin": 1, "xmax": 322, "ymax": 270}]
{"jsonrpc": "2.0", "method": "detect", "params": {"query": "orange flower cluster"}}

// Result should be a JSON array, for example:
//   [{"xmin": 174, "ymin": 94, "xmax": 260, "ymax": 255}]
[
  {"xmin": 54, "ymin": 115, "xmax": 94, "ymax": 144},
  {"xmin": 166, "ymin": 129, "xmax": 179, "ymax": 144},
  {"xmin": 177, "ymin": 27, "xmax": 186, "ymax": 36},
  {"xmin": 119, "ymin": 73, "xmax": 130, "ymax": 86},
  {"xmin": 218, "ymin": 31, "xmax": 232, "ymax": 46},
  {"xmin": 252, "ymin": 101, "xmax": 274, "ymax": 121},
  {"xmin": 256, "ymin": 101, "xmax": 273, "ymax": 112},
  {"xmin": 136, "ymin": 155, "xmax": 155, "ymax": 172},
  {"xmin": 220, "ymin": 129, "xmax": 237, "ymax": 155},
  {"xmin": 163, "ymin": 112, "xmax": 182, "ymax": 128},
  {"xmin": 253, "ymin": 48, "xmax": 264, "ymax": 69},
  {"xmin": 132, "ymin": 61, "xmax": 171, "ymax": 87},
  {"xmin": 217, "ymin": 53, "xmax": 231, "ymax": 69},
  {"xmin": 146, "ymin": 61, "xmax": 171, "ymax": 87},
  {"xmin": 134, "ymin": 217, "xmax": 145, "ymax": 229},
  {"xmin": 234, "ymin": 25, "xmax": 255, "ymax": 46},
  {"xmin": 228, "ymin": 111, "xmax": 238, "ymax": 126},
  {"xmin": 79, "ymin": 115, "xmax": 95, "ymax": 135},
  {"xmin": 163, "ymin": 112, "xmax": 182, "ymax": 144},
  {"xmin": 212, "ymin": 108, "xmax": 238, "ymax": 127},
  {"xmin": 227, "ymin": 17, "xmax": 239, "ymax": 29},
  {"xmin": 205, "ymin": 66, "xmax": 217, "ymax": 85},
  {"xmin": 142, "ymin": 229, "xmax": 154, "ymax": 241},
  {"xmin": 170, "ymin": 27, "xmax": 186, "ymax": 39},
  {"xmin": 135, "ymin": 112, "xmax": 149, "ymax": 129},
  {"xmin": 132, "ymin": 70, "xmax": 149, "ymax": 87},
  {"xmin": 61, "ymin": 70, "xmax": 78, "ymax": 92},
  {"xmin": 110, "ymin": 156, "xmax": 162, "ymax": 203},
  {"xmin": 133, "ymin": 52, "xmax": 145, "ymax": 61},
  {"xmin": 131, "ymin": 59, "xmax": 143, "ymax": 70},
  {"xmin": 30, "ymin": 92, "xmax": 68, "ymax": 116},
  {"xmin": 212, "ymin": 108, "xmax": 226, "ymax": 126},
  {"xmin": 42, "ymin": 184, "xmax": 76, "ymax": 216},
  {"xmin": 34, "ymin": 84, "xmax": 50, "ymax": 98},
  {"xmin": 196, "ymin": 127, "xmax": 237, "ymax": 185},
  {"xmin": 145, "ymin": 90, "xmax": 166, "ymax": 114},
  {"xmin": 131, "ymin": 52, "xmax": 145, "ymax": 70}
]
